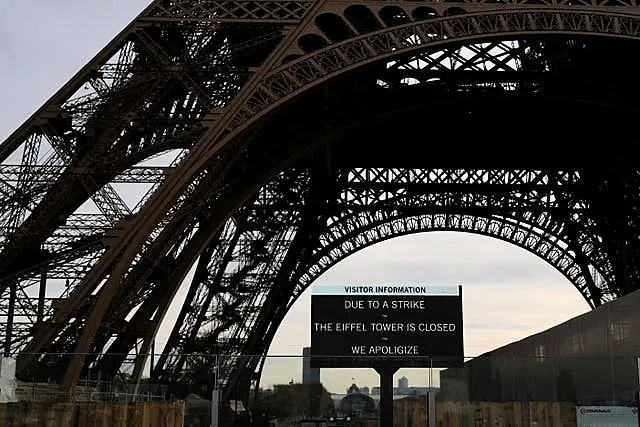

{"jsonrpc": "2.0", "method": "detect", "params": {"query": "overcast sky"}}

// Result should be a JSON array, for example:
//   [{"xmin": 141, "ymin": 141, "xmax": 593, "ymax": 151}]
[{"xmin": 1, "ymin": 1, "xmax": 591, "ymax": 394}]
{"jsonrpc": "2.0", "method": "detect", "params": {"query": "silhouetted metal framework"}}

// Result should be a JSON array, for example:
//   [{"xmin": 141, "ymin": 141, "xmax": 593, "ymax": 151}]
[{"xmin": 2, "ymin": 0, "xmax": 640, "ymax": 406}]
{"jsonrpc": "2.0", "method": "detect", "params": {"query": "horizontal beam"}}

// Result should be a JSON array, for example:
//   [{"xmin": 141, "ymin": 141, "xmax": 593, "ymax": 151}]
[{"xmin": 0, "ymin": 166, "xmax": 170, "ymax": 184}]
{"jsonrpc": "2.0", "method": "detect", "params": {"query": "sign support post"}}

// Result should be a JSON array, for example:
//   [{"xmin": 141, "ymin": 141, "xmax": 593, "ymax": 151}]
[
  {"xmin": 375, "ymin": 367, "xmax": 399, "ymax": 427},
  {"xmin": 428, "ymin": 391, "xmax": 436, "ymax": 427},
  {"xmin": 637, "ymin": 357, "xmax": 640, "ymax": 427},
  {"xmin": 211, "ymin": 355, "xmax": 219, "ymax": 427}
]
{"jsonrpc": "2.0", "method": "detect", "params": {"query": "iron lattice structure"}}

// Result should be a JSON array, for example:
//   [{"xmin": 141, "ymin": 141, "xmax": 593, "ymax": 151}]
[{"xmin": 2, "ymin": 0, "xmax": 640, "ymax": 404}]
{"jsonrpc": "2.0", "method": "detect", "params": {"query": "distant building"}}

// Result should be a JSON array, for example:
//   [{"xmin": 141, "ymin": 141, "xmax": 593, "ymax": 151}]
[
  {"xmin": 398, "ymin": 376, "xmax": 409, "ymax": 389},
  {"xmin": 370, "ymin": 385, "xmax": 438, "ymax": 396},
  {"xmin": 302, "ymin": 347, "xmax": 320, "ymax": 384},
  {"xmin": 340, "ymin": 383, "xmax": 377, "ymax": 417}
]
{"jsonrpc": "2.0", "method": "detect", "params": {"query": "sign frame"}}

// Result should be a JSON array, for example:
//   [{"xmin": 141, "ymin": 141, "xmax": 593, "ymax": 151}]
[{"xmin": 310, "ymin": 284, "xmax": 464, "ymax": 369}]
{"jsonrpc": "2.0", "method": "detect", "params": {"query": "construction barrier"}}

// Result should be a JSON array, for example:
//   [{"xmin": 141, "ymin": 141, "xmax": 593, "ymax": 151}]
[{"xmin": 0, "ymin": 401, "xmax": 185, "ymax": 427}]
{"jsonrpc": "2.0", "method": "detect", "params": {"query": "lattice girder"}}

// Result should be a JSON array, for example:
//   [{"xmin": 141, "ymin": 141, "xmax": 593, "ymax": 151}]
[
  {"xmin": 146, "ymin": 165, "xmax": 622, "ymax": 400},
  {"xmin": 0, "ymin": 0, "xmax": 297, "ymax": 302},
  {"xmin": 146, "ymin": 174, "xmax": 313, "ymax": 397},
  {"xmin": 46, "ymin": 6, "xmax": 634, "ymax": 282},
  {"xmin": 3, "ymin": 0, "xmax": 640, "ymax": 401},
  {"xmin": 0, "ymin": 0, "xmax": 306, "ymax": 358},
  {"xmin": 321, "ymin": 168, "xmax": 614, "ymax": 286}
]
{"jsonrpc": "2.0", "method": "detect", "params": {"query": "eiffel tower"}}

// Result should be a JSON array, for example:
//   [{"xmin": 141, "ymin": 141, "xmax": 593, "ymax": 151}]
[{"xmin": 2, "ymin": 0, "xmax": 640, "ymax": 412}]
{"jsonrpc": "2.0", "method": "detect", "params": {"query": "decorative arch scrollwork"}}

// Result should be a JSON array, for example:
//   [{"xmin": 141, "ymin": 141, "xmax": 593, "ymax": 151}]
[
  {"xmin": 297, "ymin": 213, "xmax": 601, "ymax": 307},
  {"xmin": 281, "ymin": 167, "xmax": 614, "ymax": 309}
]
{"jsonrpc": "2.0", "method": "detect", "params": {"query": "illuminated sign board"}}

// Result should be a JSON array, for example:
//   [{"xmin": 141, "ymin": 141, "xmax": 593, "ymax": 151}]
[{"xmin": 310, "ymin": 284, "xmax": 463, "ymax": 368}]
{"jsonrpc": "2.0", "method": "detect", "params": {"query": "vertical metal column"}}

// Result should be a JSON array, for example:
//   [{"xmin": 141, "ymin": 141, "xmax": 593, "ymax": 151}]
[
  {"xmin": 635, "ymin": 357, "xmax": 640, "ymax": 427},
  {"xmin": 212, "ymin": 354, "xmax": 220, "ymax": 427},
  {"xmin": 150, "ymin": 340, "xmax": 155, "ymax": 380},
  {"xmin": 376, "ymin": 367, "xmax": 398, "ymax": 427},
  {"xmin": 428, "ymin": 391, "xmax": 436, "ymax": 427},
  {"xmin": 3, "ymin": 284, "xmax": 16, "ymax": 357},
  {"xmin": 37, "ymin": 271, "xmax": 47, "ymax": 329}
]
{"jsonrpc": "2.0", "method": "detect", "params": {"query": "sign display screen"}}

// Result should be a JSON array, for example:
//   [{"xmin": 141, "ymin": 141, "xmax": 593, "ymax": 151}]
[{"xmin": 310, "ymin": 284, "xmax": 463, "ymax": 368}]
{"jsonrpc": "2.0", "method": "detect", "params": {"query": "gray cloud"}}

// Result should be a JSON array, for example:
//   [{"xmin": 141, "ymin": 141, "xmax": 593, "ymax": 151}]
[{"xmin": 0, "ymin": 1, "xmax": 149, "ymax": 140}]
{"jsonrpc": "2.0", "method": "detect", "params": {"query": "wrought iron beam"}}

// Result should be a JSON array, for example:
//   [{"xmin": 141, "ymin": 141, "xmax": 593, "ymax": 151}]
[{"xmin": 4, "ymin": 0, "xmax": 640, "ymax": 409}]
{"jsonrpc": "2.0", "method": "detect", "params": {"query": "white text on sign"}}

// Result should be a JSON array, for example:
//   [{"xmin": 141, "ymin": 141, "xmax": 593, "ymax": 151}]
[
  {"xmin": 313, "ymin": 322, "xmax": 456, "ymax": 332},
  {"xmin": 344, "ymin": 300, "xmax": 426, "ymax": 309}
]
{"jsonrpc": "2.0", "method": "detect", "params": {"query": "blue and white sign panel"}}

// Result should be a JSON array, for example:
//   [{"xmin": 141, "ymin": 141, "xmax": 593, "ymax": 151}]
[
  {"xmin": 310, "ymin": 284, "xmax": 463, "ymax": 368},
  {"xmin": 576, "ymin": 406, "xmax": 638, "ymax": 427},
  {"xmin": 311, "ymin": 284, "xmax": 461, "ymax": 296}
]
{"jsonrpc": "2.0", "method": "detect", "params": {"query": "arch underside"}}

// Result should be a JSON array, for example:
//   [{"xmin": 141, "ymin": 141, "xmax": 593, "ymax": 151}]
[
  {"xmin": 2, "ymin": 0, "xmax": 640, "ymax": 405},
  {"xmin": 8, "ymin": 37, "xmax": 640, "ymax": 389},
  {"xmin": 157, "ymin": 165, "xmax": 620, "ymax": 397},
  {"xmin": 301, "ymin": 208, "xmax": 600, "ymax": 303}
]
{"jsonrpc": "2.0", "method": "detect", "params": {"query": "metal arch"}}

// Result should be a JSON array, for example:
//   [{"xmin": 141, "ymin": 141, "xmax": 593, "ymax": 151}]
[
  {"xmin": 85, "ymin": 9, "xmax": 640, "ymax": 282},
  {"xmin": 244, "ymin": 218, "xmax": 600, "ymax": 403},
  {"xmin": 9, "ymin": 28, "xmax": 603, "ymax": 370},
  {"xmin": 202, "ymin": 164, "xmax": 619, "ymax": 399},
  {"xmin": 238, "ymin": 214, "xmax": 602, "ymax": 402},
  {"xmin": 298, "ymin": 167, "xmax": 615, "ymax": 300},
  {"xmin": 247, "ymin": 212, "xmax": 602, "ymax": 394},
  {"xmin": 3, "ymin": 0, "xmax": 640, "ymax": 401},
  {"xmin": 298, "ymin": 213, "xmax": 597, "ymax": 306},
  {"xmin": 72, "ymin": 6, "xmax": 640, "ymax": 245},
  {"xmin": 232, "ymin": 10, "xmax": 640, "ymax": 129},
  {"xmin": 300, "ymin": 199, "xmax": 613, "ymax": 302}
]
